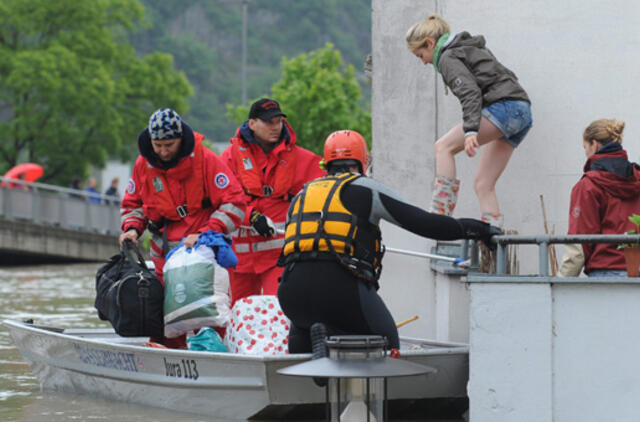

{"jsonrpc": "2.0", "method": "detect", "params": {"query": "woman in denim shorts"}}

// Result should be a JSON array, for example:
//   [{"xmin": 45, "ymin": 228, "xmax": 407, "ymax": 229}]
[{"xmin": 406, "ymin": 14, "xmax": 532, "ymax": 227}]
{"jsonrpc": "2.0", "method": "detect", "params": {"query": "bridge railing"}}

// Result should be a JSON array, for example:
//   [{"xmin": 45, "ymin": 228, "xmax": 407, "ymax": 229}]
[{"xmin": 0, "ymin": 176, "xmax": 120, "ymax": 234}]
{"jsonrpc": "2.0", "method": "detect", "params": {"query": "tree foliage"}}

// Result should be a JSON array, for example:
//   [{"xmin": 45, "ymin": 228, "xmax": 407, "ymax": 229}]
[
  {"xmin": 132, "ymin": 0, "xmax": 371, "ymax": 141},
  {"xmin": 0, "ymin": 0, "xmax": 192, "ymax": 184},
  {"xmin": 227, "ymin": 43, "xmax": 371, "ymax": 155}
]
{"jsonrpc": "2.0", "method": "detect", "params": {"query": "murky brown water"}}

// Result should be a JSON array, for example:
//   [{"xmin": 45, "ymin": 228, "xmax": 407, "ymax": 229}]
[{"xmin": 0, "ymin": 263, "xmax": 226, "ymax": 422}]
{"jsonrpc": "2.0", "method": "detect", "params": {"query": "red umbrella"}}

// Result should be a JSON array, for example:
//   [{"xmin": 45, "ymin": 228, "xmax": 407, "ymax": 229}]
[{"xmin": 2, "ymin": 163, "xmax": 44, "ymax": 188}]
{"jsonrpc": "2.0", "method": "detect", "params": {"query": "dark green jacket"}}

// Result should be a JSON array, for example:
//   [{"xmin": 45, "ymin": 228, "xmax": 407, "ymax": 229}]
[{"xmin": 438, "ymin": 32, "xmax": 530, "ymax": 135}]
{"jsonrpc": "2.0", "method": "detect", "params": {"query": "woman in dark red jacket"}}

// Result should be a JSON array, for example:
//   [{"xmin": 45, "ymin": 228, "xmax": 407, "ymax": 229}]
[{"xmin": 560, "ymin": 119, "xmax": 640, "ymax": 277}]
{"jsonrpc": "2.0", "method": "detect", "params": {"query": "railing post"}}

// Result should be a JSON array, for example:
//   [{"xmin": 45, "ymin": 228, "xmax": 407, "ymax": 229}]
[
  {"xmin": 32, "ymin": 184, "xmax": 41, "ymax": 223},
  {"xmin": 461, "ymin": 239, "xmax": 469, "ymax": 260},
  {"xmin": 4, "ymin": 188, "xmax": 13, "ymax": 219},
  {"xmin": 539, "ymin": 241, "xmax": 549, "ymax": 276},
  {"xmin": 470, "ymin": 240, "xmax": 479, "ymax": 270},
  {"xmin": 1, "ymin": 185, "xmax": 9, "ymax": 218},
  {"xmin": 496, "ymin": 244, "xmax": 507, "ymax": 275},
  {"xmin": 85, "ymin": 195, "xmax": 92, "ymax": 230}
]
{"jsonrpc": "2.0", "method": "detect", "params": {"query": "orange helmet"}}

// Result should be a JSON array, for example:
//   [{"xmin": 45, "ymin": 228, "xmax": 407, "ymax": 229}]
[{"xmin": 323, "ymin": 130, "xmax": 369, "ymax": 172}]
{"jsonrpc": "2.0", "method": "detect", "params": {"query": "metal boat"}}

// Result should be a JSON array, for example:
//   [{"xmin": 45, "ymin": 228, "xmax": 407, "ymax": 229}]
[{"xmin": 3, "ymin": 319, "xmax": 468, "ymax": 419}]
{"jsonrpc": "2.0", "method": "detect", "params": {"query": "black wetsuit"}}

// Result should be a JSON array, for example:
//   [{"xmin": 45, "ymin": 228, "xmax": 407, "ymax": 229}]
[{"xmin": 277, "ymin": 173, "xmax": 490, "ymax": 352}]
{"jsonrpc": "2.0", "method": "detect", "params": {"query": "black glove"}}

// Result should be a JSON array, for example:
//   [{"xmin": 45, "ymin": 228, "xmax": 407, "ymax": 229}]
[
  {"xmin": 458, "ymin": 218, "xmax": 502, "ymax": 250},
  {"xmin": 250, "ymin": 210, "xmax": 276, "ymax": 237}
]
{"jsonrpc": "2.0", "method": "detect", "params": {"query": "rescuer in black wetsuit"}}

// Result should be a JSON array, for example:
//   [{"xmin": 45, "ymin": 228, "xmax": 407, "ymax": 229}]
[{"xmin": 277, "ymin": 130, "xmax": 500, "ymax": 353}]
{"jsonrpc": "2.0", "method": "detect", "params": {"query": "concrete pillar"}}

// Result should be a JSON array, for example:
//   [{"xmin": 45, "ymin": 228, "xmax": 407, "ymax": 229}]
[{"xmin": 372, "ymin": 0, "xmax": 439, "ymax": 339}]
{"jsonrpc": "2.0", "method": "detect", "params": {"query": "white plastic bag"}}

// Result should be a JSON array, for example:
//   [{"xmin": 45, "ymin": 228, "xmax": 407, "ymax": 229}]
[
  {"xmin": 224, "ymin": 295, "xmax": 290, "ymax": 355},
  {"xmin": 163, "ymin": 244, "xmax": 231, "ymax": 338}
]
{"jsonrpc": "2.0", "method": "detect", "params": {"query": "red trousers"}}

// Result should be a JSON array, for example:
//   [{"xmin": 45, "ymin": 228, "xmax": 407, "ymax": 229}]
[{"xmin": 229, "ymin": 265, "xmax": 283, "ymax": 306}]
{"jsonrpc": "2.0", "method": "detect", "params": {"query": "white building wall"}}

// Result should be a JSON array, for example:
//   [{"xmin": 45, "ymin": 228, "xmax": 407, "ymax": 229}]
[
  {"xmin": 552, "ymin": 283, "xmax": 640, "ymax": 421},
  {"xmin": 468, "ymin": 282, "xmax": 553, "ymax": 421},
  {"xmin": 372, "ymin": 0, "xmax": 640, "ymax": 338},
  {"xmin": 468, "ymin": 278, "xmax": 640, "ymax": 422}
]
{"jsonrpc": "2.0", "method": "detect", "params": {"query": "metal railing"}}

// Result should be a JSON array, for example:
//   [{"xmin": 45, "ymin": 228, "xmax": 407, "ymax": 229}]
[
  {"xmin": 493, "ymin": 234, "xmax": 640, "ymax": 276},
  {"xmin": 355, "ymin": 234, "xmax": 640, "ymax": 277},
  {"xmin": 0, "ymin": 176, "xmax": 120, "ymax": 234}
]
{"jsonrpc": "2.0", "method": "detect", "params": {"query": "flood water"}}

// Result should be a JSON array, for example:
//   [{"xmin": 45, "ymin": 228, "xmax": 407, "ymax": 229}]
[
  {"xmin": 0, "ymin": 263, "xmax": 463, "ymax": 422},
  {"xmin": 0, "ymin": 263, "xmax": 226, "ymax": 422}
]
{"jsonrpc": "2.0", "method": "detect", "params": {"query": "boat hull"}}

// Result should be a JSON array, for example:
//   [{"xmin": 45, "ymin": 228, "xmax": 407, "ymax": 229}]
[{"xmin": 4, "ymin": 320, "xmax": 468, "ymax": 419}]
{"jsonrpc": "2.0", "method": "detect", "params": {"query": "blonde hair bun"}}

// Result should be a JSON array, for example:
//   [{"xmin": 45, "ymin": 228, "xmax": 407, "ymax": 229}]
[
  {"xmin": 583, "ymin": 118, "xmax": 626, "ymax": 145},
  {"xmin": 607, "ymin": 120, "xmax": 625, "ymax": 143}
]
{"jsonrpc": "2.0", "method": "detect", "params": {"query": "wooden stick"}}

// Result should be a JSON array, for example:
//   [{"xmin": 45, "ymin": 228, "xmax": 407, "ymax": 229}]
[
  {"xmin": 540, "ymin": 195, "xmax": 558, "ymax": 276},
  {"xmin": 396, "ymin": 315, "xmax": 419, "ymax": 328},
  {"xmin": 551, "ymin": 224, "xmax": 560, "ymax": 274}
]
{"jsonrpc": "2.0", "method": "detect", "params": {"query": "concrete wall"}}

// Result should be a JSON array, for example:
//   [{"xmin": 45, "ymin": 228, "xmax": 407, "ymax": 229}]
[
  {"xmin": 372, "ymin": 0, "xmax": 640, "ymax": 338},
  {"xmin": 468, "ymin": 276, "xmax": 640, "ymax": 422}
]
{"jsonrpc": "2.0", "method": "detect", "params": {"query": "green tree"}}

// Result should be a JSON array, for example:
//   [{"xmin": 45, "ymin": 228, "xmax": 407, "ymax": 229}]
[
  {"xmin": 227, "ymin": 43, "xmax": 371, "ymax": 155},
  {"xmin": 132, "ymin": 0, "xmax": 371, "ymax": 141},
  {"xmin": 0, "ymin": 0, "xmax": 192, "ymax": 184}
]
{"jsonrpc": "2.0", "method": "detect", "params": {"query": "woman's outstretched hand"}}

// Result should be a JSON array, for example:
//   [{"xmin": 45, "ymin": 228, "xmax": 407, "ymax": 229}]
[{"xmin": 464, "ymin": 134, "xmax": 479, "ymax": 157}]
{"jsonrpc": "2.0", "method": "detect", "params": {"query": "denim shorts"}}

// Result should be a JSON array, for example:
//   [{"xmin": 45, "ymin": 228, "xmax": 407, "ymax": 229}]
[
  {"xmin": 588, "ymin": 269, "xmax": 628, "ymax": 277},
  {"xmin": 481, "ymin": 100, "xmax": 532, "ymax": 148}
]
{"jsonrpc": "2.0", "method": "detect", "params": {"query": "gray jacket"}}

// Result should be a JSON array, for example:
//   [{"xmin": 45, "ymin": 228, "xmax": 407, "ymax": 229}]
[{"xmin": 438, "ymin": 32, "xmax": 530, "ymax": 134}]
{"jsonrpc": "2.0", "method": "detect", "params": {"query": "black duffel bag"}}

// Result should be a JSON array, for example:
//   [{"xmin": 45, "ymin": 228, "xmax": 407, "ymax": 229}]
[{"xmin": 95, "ymin": 240, "xmax": 164, "ymax": 338}]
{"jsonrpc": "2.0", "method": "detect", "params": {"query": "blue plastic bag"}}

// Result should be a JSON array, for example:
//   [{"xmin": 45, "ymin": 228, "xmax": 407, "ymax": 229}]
[{"xmin": 187, "ymin": 327, "xmax": 228, "ymax": 352}]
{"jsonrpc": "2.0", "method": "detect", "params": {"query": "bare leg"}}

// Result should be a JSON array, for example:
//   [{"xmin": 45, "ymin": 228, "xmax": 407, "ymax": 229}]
[
  {"xmin": 474, "ymin": 140, "xmax": 514, "ymax": 215},
  {"xmin": 434, "ymin": 118, "xmax": 504, "ymax": 178},
  {"xmin": 434, "ymin": 123, "xmax": 464, "ymax": 179}
]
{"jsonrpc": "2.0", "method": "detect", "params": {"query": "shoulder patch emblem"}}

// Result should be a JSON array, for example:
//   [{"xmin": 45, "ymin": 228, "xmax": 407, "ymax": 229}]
[
  {"xmin": 126, "ymin": 179, "xmax": 135, "ymax": 194},
  {"xmin": 571, "ymin": 206, "xmax": 581, "ymax": 219},
  {"xmin": 215, "ymin": 172, "xmax": 230, "ymax": 189}
]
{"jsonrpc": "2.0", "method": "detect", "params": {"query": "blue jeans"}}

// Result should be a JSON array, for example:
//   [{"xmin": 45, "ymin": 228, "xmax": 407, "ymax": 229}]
[
  {"xmin": 588, "ymin": 269, "xmax": 628, "ymax": 277},
  {"xmin": 482, "ymin": 100, "xmax": 532, "ymax": 147}
]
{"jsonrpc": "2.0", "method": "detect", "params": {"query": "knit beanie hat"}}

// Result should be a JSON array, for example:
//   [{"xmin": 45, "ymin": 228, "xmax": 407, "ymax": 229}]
[{"xmin": 148, "ymin": 108, "xmax": 183, "ymax": 141}]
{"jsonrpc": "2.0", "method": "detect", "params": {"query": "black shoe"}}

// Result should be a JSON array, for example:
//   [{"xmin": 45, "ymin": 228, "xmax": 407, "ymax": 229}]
[{"xmin": 310, "ymin": 323, "xmax": 328, "ymax": 387}]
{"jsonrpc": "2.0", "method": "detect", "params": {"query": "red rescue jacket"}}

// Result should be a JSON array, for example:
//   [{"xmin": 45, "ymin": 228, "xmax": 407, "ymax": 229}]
[
  {"xmin": 568, "ymin": 145, "xmax": 640, "ymax": 273},
  {"xmin": 142, "ymin": 133, "xmax": 206, "ymax": 222},
  {"xmin": 121, "ymin": 129, "xmax": 247, "ymax": 274},
  {"xmin": 221, "ymin": 120, "xmax": 325, "ymax": 274}
]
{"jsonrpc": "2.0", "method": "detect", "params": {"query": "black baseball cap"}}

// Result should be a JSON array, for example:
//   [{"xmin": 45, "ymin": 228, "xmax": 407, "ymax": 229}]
[{"xmin": 249, "ymin": 98, "xmax": 287, "ymax": 121}]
